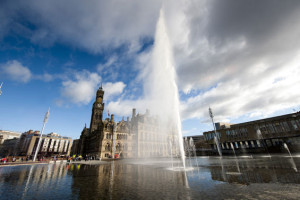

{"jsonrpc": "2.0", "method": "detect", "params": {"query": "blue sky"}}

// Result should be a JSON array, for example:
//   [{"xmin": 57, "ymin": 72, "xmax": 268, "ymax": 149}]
[{"xmin": 1, "ymin": 0, "xmax": 300, "ymax": 139}]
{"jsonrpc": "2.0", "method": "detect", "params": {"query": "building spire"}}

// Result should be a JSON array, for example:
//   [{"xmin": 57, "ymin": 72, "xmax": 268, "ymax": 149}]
[{"xmin": 100, "ymin": 82, "xmax": 103, "ymax": 90}]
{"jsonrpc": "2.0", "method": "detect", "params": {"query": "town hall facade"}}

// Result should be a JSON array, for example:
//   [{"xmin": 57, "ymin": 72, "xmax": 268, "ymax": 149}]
[{"xmin": 72, "ymin": 85, "xmax": 175, "ymax": 159}]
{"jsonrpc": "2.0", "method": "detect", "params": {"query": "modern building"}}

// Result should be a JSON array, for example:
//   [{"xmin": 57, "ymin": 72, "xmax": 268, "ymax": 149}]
[
  {"xmin": 18, "ymin": 130, "xmax": 72, "ymax": 157},
  {"xmin": 203, "ymin": 112, "xmax": 300, "ymax": 154},
  {"xmin": 73, "ymin": 86, "xmax": 175, "ymax": 159}
]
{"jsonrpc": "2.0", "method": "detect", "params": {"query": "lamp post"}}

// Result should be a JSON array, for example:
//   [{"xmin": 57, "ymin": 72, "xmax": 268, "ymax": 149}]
[
  {"xmin": 33, "ymin": 108, "xmax": 50, "ymax": 162},
  {"xmin": 209, "ymin": 107, "xmax": 222, "ymax": 156}
]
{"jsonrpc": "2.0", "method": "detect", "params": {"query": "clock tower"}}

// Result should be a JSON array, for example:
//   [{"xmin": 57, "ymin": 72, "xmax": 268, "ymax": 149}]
[{"xmin": 90, "ymin": 85, "xmax": 105, "ymax": 132}]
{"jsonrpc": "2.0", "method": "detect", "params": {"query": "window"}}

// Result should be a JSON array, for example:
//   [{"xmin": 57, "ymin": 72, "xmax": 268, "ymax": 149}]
[
  {"xmin": 245, "ymin": 141, "xmax": 249, "ymax": 148},
  {"xmin": 274, "ymin": 122, "xmax": 283, "ymax": 132},
  {"xmin": 116, "ymin": 143, "xmax": 121, "ymax": 151},
  {"xmin": 259, "ymin": 124, "xmax": 268, "ymax": 134},
  {"xmin": 240, "ymin": 127, "xmax": 248, "ymax": 137},
  {"xmin": 226, "ymin": 130, "xmax": 231, "ymax": 138},
  {"xmin": 257, "ymin": 140, "xmax": 261, "ymax": 147},
  {"xmin": 266, "ymin": 123, "xmax": 275, "ymax": 133},
  {"xmin": 291, "ymin": 120, "xmax": 298, "ymax": 130},
  {"xmin": 281, "ymin": 121, "xmax": 290, "ymax": 132},
  {"xmin": 235, "ymin": 142, "xmax": 239, "ymax": 148},
  {"xmin": 105, "ymin": 143, "xmax": 111, "ymax": 151},
  {"xmin": 230, "ymin": 130, "xmax": 236, "ymax": 138}
]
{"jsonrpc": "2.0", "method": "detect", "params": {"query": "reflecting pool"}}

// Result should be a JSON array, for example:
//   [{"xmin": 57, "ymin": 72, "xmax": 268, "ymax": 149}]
[{"xmin": 0, "ymin": 156, "xmax": 300, "ymax": 200}]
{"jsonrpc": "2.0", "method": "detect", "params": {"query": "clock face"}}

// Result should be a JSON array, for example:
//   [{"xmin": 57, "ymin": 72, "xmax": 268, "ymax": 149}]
[{"xmin": 97, "ymin": 103, "xmax": 102, "ymax": 108}]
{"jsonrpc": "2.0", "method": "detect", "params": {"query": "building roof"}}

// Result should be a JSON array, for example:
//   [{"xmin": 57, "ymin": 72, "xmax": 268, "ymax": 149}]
[{"xmin": 204, "ymin": 111, "xmax": 300, "ymax": 134}]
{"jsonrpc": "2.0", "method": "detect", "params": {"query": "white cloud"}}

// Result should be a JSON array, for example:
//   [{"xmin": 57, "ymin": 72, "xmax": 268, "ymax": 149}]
[
  {"xmin": 180, "ymin": 52, "xmax": 300, "ymax": 123},
  {"xmin": 103, "ymin": 82, "xmax": 126, "ymax": 101},
  {"xmin": 0, "ymin": 60, "xmax": 32, "ymax": 83},
  {"xmin": 60, "ymin": 70, "xmax": 101, "ymax": 105},
  {"xmin": 106, "ymin": 98, "xmax": 149, "ymax": 118},
  {"xmin": 35, "ymin": 73, "xmax": 54, "ymax": 82}
]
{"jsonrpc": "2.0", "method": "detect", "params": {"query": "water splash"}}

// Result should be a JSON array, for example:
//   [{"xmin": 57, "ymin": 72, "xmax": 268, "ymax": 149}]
[{"xmin": 144, "ymin": 8, "xmax": 186, "ymax": 168}]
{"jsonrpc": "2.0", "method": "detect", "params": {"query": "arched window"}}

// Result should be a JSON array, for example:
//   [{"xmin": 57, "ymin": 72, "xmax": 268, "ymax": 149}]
[
  {"xmin": 105, "ymin": 143, "xmax": 111, "ymax": 151},
  {"xmin": 116, "ymin": 143, "xmax": 122, "ymax": 151}
]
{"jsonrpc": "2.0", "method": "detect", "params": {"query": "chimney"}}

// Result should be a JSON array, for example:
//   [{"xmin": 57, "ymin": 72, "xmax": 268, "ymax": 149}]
[{"xmin": 111, "ymin": 114, "xmax": 114, "ymax": 122}]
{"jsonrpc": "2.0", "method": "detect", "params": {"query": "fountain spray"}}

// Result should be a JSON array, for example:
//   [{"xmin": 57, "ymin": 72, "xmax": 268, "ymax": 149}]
[{"xmin": 144, "ymin": 8, "xmax": 186, "ymax": 168}]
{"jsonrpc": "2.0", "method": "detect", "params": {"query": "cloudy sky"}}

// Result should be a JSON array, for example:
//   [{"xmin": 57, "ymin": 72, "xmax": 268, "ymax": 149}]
[{"xmin": 1, "ymin": 0, "xmax": 300, "ymax": 138}]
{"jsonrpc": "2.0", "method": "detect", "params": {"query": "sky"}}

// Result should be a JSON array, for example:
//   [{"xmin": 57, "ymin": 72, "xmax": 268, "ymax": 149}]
[{"xmin": 1, "ymin": 0, "xmax": 300, "ymax": 139}]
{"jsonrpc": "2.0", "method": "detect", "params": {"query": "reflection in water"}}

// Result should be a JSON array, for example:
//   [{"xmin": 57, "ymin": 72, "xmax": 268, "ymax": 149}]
[
  {"xmin": 288, "ymin": 157, "xmax": 298, "ymax": 172},
  {"xmin": 70, "ymin": 162, "xmax": 190, "ymax": 199},
  {"xmin": 22, "ymin": 164, "xmax": 34, "ymax": 199},
  {"xmin": 0, "ymin": 163, "xmax": 72, "ymax": 200},
  {"xmin": 209, "ymin": 157, "xmax": 300, "ymax": 184},
  {"xmin": 0, "ymin": 157, "xmax": 299, "ymax": 199}
]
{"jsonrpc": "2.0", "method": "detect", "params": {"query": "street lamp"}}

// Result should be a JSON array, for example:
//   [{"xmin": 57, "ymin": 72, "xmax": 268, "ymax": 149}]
[
  {"xmin": 33, "ymin": 108, "xmax": 50, "ymax": 162},
  {"xmin": 209, "ymin": 107, "xmax": 222, "ymax": 156}
]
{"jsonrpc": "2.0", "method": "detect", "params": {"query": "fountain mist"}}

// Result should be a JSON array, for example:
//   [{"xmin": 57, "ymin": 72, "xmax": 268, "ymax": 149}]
[{"xmin": 143, "ymin": 9, "xmax": 186, "ymax": 168}]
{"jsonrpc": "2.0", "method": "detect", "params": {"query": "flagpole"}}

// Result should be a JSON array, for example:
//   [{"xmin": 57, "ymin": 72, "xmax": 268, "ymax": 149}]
[{"xmin": 33, "ymin": 108, "xmax": 50, "ymax": 162}]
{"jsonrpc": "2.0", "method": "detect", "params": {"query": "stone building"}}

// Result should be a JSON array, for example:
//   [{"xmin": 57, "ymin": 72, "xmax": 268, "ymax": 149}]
[
  {"xmin": 19, "ymin": 130, "xmax": 72, "ymax": 157},
  {"xmin": 0, "ymin": 130, "xmax": 21, "ymax": 156},
  {"xmin": 131, "ymin": 109, "xmax": 176, "ymax": 158},
  {"xmin": 203, "ymin": 112, "xmax": 300, "ymax": 154},
  {"xmin": 0, "ymin": 130, "xmax": 20, "ymax": 144},
  {"xmin": 74, "ymin": 86, "xmax": 174, "ymax": 159},
  {"xmin": 75, "ymin": 86, "xmax": 133, "ymax": 159}
]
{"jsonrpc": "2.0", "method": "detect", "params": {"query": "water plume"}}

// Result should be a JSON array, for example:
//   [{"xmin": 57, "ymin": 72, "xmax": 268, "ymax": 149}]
[{"xmin": 143, "ymin": 8, "xmax": 186, "ymax": 168}]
